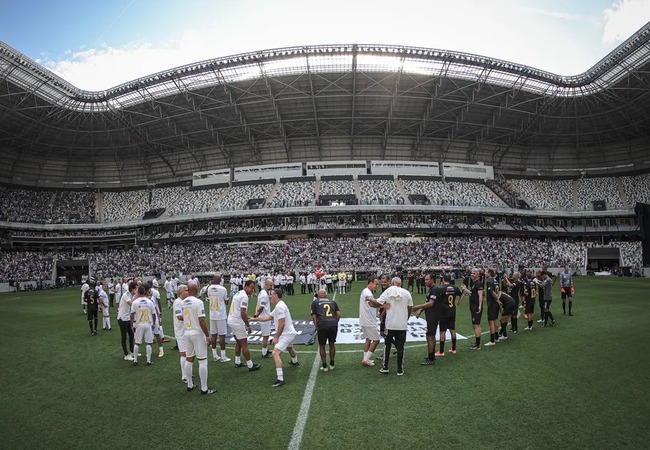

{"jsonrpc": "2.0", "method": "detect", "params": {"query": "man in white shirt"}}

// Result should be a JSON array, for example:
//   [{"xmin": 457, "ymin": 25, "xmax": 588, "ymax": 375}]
[
  {"xmin": 130, "ymin": 284, "xmax": 157, "ymax": 366},
  {"xmin": 181, "ymin": 282, "xmax": 216, "ymax": 395},
  {"xmin": 227, "ymin": 280, "xmax": 261, "ymax": 371},
  {"xmin": 117, "ymin": 281, "xmax": 137, "ymax": 361},
  {"xmin": 97, "ymin": 283, "xmax": 112, "ymax": 331},
  {"xmin": 377, "ymin": 277, "xmax": 413, "ymax": 376},
  {"xmin": 114, "ymin": 279, "xmax": 122, "ymax": 308},
  {"xmin": 108, "ymin": 279, "xmax": 116, "ymax": 308},
  {"xmin": 81, "ymin": 280, "xmax": 90, "ymax": 314},
  {"xmin": 359, "ymin": 277, "xmax": 382, "ymax": 367},
  {"xmin": 299, "ymin": 273, "xmax": 306, "ymax": 294},
  {"xmin": 206, "ymin": 274, "xmax": 231, "ymax": 363},
  {"xmin": 174, "ymin": 285, "xmax": 189, "ymax": 382},
  {"xmin": 164, "ymin": 276, "xmax": 174, "ymax": 308},
  {"xmin": 150, "ymin": 283, "xmax": 166, "ymax": 357},
  {"xmin": 249, "ymin": 289, "xmax": 299, "ymax": 387},
  {"xmin": 255, "ymin": 278, "xmax": 274, "ymax": 358}
]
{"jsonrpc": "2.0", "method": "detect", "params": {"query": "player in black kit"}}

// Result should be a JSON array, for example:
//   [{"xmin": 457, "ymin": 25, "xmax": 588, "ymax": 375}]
[
  {"xmin": 484, "ymin": 269, "xmax": 500, "ymax": 347},
  {"xmin": 436, "ymin": 274, "xmax": 463, "ymax": 356},
  {"xmin": 84, "ymin": 278, "xmax": 99, "ymax": 336},
  {"xmin": 502, "ymin": 272, "xmax": 524, "ymax": 333},
  {"xmin": 413, "ymin": 273, "xmax": 439, "ymax": 365},
  {"xmin": 523, "ymin": 271, "xmax": 537, "ymax": 330},
  {"xmin": 496, "ymin": 290, "xmax": 516, "ymax": 339},
  {"xmin": 461, "ymin": 268, "xmax": 483, "ymax": 350},
  {"xmin": 310, "ymin": 290, "xmax": 341, "ymax": 370}
]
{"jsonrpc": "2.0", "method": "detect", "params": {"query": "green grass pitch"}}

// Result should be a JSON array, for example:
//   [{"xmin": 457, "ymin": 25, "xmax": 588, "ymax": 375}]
[{"xmin": 1, "ymin": 277, "xmax": 649, "ymax": 449}]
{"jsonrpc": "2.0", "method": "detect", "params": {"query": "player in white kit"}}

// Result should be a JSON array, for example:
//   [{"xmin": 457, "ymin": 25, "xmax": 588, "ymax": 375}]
[
  {"xmin": 130, "ymin": 284, "xmax": 157, "ymax": 366},
  {"xmin": 181, "ymin": 282, "xmax": 215, "ymax": 395},
  {"xmin": 207, "ymin": 274, "xmax": 231, "ymax": 363}
]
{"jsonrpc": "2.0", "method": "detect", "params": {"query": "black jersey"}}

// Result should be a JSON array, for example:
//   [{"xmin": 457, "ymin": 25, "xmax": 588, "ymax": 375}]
[
  {"xmin": 437, "ymin": 284, "xmax": 462, "ymax": 317},
  {"xmin": 85, "ymin": 288, "xmax": 99, "ymax": 312},
  {"xmin": 425, "ymin": 285, "xmax": 440, "ymax": 318},
  {"xmin": 524, "ymin": 279, "xmax": 538, "ymax": 304},
  {"xmin": 485, "ymin": 277, "xmax": 499, "ymax": 304},
  {"xmin": 500, "ymin": 292, "xmax": 516, "ymax": 309},
  {"xmin": 469, "ymin": 279, "xmax": 483, "ymax": 306},
  {"xmin": 506, "ymin": 279, "xmax": 524, "ymax": 302},
  {"xmin": 310, "ymin": 298, "xmax": 340, "ymax": 329}
]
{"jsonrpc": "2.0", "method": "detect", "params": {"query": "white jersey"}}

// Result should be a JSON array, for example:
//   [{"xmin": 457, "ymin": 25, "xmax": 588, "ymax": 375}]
[
  {"xmin": 131, "ymin": 297, "xmax": 156, "ymax": 326},
  {"xmin": 117, "ymin": 292, "xmax": 133, "ymax": 321},
  {"xmin": 121, "ymin": 282, "xmax": 129, "ymax": 295},
  {"xmin": 359, "ymin": 287, "xmax": 379, "ymax": 327},
  {"xmin": 173, "ymin": 297, "xmax": 185, "ymax": 338},
  {"xmin": 164, "ymin": 280, "xmax": 173, "ymax": 293},
  {"xmin": 181, "ymin": 295, "xmax": 205, "ymax": 336},
  {"xmin": 207, "ymin": 284, "xmax": 228, "ymax": 320},
  {"xmin": 256, "ymin": 289, "xmax": 271, "ymax": 318},
  {"xmin": 228, "ymin": 289, "xmax": 249, "ymax": 325},
  {"xmin": 150, "ymin": 288, "xmax": 162, "ymax": 315},
  {"xmin": 97, "ymin": 287, "xmax": 109, "ymax": 308},
  {"xmin": 377, "ymin": 286, "xmax": 413, "ymax": 331},
  {"xmin": 114, "ymin": 283, "xmax": 122, "ymax": 304},
  {"xmin": 272, "ymin": 300, "xmax": 297, "ymax": 335},
  {"xmin": 81, "ymin": 283, "xmax": 89, "ymax": 299}
]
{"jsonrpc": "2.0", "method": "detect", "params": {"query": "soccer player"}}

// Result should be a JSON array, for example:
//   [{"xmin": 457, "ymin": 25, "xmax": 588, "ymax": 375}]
[
  {"xmin": 461, "ymin": 268, "xmax": 483, "ymax": 350},
  {"xmin": 96, "ymin": 282, "xmax": 112, "ymax": 331},
  {"xmin": 484, "ymin": 269, "xmax": 500, "ymax": 347},
  {"xmin": 164, "ymin": 276, "xmax": 174, "ymax": 308},
  {"xmin": 250, "ymin": 289, "xmax": 299, "ymax": 387},
  {"xmin": 523, "ymin": 271, "xmax": 537, "ymax": 330},
  {"xmin": 81, "ymin": 279, "xmax": 90, "ymax": 314},
  {"xmin": 560, "ymin": 265, "xmax": 574, "ymax": 316},
  {"xmin": 130, "ymin": 284, "xmax": 157, "ymax": 366},
  {"xmin": 311, "ymin": 288, "xmax": 341, "ymax": 372},
  {"xmin": 536, "ymin": 270, "xmax": 546, "ymax": 323},
  {"xmin": 117, "ymin": 281, "xmax": 137, "ymax": 361},
  {"xmin": 84, "ymin": 278, "xmax": 99, "ymax": 336},
  {"xmin": 207, "ymin": 274, "xmax": 231, "ymax": 363},
  {"xmin": 181, "ymin": 282, "xmax": 216, "ymax": 395},
  {"xmin": 174, "ymin": 284, "xmax": 189, "ymax": 382},
  {"xmin": 227, "ymin": 280, "xmax": 261, "ymax": 371},
  {"xmin": 377, "ymin": 277, "xmax": 413, "ymax": 376},
  {"xmin": 496, "ymin": 290, "xmax": 516, "ymax": 339},
  {"xmin": 539, "ymin": 271, "xmax": 556, "ymax": 327},
  {"xmin": 503, "ymin": 272, "xmax": 523, "ymax": 333},
  {"xmin": 149, "ymin": 282, "xmax": 165, "ymax": 357},
  {"xmin": 359, "ymin": 277, "xmax": 381, "ymax": 367},
  {"xmin": 255, "ymin": 278, "xmax": 274, "ymax": 359},
  {"xmin": 412, "ymin": 273, "xmax": 439, "ymax": 365},
  {"xmin": 436, "ymin": 274, "xmax": 463, "ymax": 356}
]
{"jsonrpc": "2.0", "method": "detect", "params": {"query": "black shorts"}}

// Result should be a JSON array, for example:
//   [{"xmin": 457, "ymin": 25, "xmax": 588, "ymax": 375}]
[
  {"xmin": 87, "ymin": 310, "xmax": 98, "ymax": 320},
  {"xmin": 439, "ymin": 315, "xmax": 456, "ymax": 332},
  {"xmin": 487, "ymin": 303, "xmax": 500, "ymax": 321},
  {"xmin": 561, "ymin": 289, "xmax": 572, "ymax": 300},
  {"xmin": 317, "ymin": 326, "xmax": 338, "ymax": 345},
  {"xmin": 543, "ymin": 300, "xmax": 552, "ymax": 310},
  {"xmin": 502, "ymin": 303, "xmax": 515, "ymax": 317},
  {"xmin": 425, "ymin": 312, "xmax": 440, "ymax": 336},
  {"xmin": 525, "ymin": 300, "xmax": 535, "ymax": 315},
  {"xmin": 471, "ymin": 306, "xmax": 483, "ymax": 325}
]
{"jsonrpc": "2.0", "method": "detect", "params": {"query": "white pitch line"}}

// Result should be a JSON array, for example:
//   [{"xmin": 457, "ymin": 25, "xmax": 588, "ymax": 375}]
[{"xmin": 287, "ymin": 353, "xmax": 321, "ymax": 450}]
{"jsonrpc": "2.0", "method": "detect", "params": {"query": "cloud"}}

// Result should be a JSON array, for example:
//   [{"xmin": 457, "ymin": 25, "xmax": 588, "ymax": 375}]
[{"xmin": 602, "ymin": 0, "xmax": 650, "ymax": 44}]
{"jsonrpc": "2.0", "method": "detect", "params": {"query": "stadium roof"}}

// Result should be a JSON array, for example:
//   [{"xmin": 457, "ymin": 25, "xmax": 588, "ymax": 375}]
[{"xmin": 1, "ymin": 22, "xmax": 650, "ymax": 186}]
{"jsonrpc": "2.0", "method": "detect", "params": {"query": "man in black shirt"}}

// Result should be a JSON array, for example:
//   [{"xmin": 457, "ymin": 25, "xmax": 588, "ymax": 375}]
[
  {"xmin": 84, "ymin": 278, "xmax": 99, "ymax": 336},
  {"xmin": 310, "ymin": 289, "xmax": 341, "ymax": 371},
  {"xmin": 436, "ymin": 274, "xmax": 463, "ymax": 356},
  {"xmin": 496, "ymin": 290, "xmax": 516, "ymax": 339},
  {"xmin": 461, "ymin": 268, "xmax": 483, "ymax": 350},
  {"xmin": 523, "ymin": 271, "xmax": 537, "ymax": 330},
  {"xmin": 412, "ymin": 273, "xmax": 439, "ymax": 365},
  {"xmin": 503, "ymin": 272, "xmax": 524, "ymax": 333},
  {"xmin": 484, "ymin": 269, "xmax": 500, "ymax": 347}
]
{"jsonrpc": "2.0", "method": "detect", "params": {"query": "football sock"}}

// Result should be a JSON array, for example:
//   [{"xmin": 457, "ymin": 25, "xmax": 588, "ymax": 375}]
[
  {"xmin": 246, "ymin": 360, "xmax": 253, "ymax": 369},
  {"xmin": 440, "ymin": 341, "xmax": 445, "ymax": 353},
  {"xmin": 198, "ymin": 359, "xmax": 208, "ymax": 391},
  {"xmin": 93, "ymin": 318, "xmax": 98, "ymax": 332},
  {"xmin": 220, "ymin": 349, "xmax": 227, "ymax": 359},
  {"xmin": 159, "ymin": 345, "xmax": 163, "ymax": 354},
  {"xmin": 368, "ymin": 350, "xmax": 374, "ymax": 360},
  {"xmin": 212, "ymin": 348, "xmax": 218, "ymax": 359},
  {"xmin": 330, "ymin": 360, "xmax": 335, "ymax": 367},
  {"xmin": 490, "ymin": 333, "xmax": 495, "ymax": 343},
  {"xmin": 184, "ymin": 361, "xmax": 194, "ymax": 388},
  {"xmin": 180, "ymin": 356, "xmax": 186, "ymax": 377},
  {"xmin": 528, "ymin": 320, "xmax": 533, "ymax": 328},
  {"xmin": 88, "ymin": 320, "xmax": 94, "ymax": 334},
  {"xmin": 428, "ymin": 352, "xmax": 435, "ymax": 360},
  {"xmin": 291, "ymin": 355, "xmax": 298, "ymax": 364},
  {"xmin": 548, "ymin": 311, "xmax": 555, "ymax": 322},
  {"xmin": 262, "ymin": 347, "xmax": 268, "ymax": 356},
  {"xmin": 276, "ymin": 368, "xmax": 284, "ymax": 381},
  {"xmin": 363, "ymin": 351, "xmax": 368, "ymax": 360},
  {"xmin": 322, "ymin": 361, "xmax": 328, "ymax": 368},
  {"xmin": 451, "ymin": 338, "xmax": 457, "ymax": 350},
  {"xmin": 133, "ymin": 345, "xmax": 139, "ymax": 362},
  {"xmin": 235, "ymin": 356, "xmax": 241, "ymax": 364},
  {"xmin": 159, "ymin": 326, "xmax": 164, "ymax": 338},
  {"xmin": 511, "ymin": 317, "xmax": 518, "ymax": 331},
  {"xmin": 562, "ymin": 302, "xmax": 566, "ymax": 314},
  {"xmin": 475, "ymin": 336, "xmax": 481, "ymax": 347},
  {"xmin": 569, "ymin": 301, "xmax": 572, "ymax": 313},
  {"xmin": 146, "ymin": 345, "xmax": 152, "ymax": 363},
  {"xmin": 105, "ymin": 317, "xmax": 111, "ymax": 329}
]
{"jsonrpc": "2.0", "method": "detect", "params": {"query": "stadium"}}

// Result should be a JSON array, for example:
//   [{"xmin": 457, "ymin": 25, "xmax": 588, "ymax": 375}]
[{"xmin": 1, "ymin": 9, "xmax": 650, "ymax": 450}]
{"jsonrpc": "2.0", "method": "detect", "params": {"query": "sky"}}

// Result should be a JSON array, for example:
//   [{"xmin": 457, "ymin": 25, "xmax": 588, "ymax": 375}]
[{"xmin": 1, "ymin": 0, "xmax": 649, "ymax": 91}]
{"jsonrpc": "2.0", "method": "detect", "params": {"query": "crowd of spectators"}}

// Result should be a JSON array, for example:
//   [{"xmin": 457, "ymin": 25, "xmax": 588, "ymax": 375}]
[
  {"xmin": 169, "ymin": 187, "xmax": 225, "ymax": 216},
  {"xmin": 401, "ymin": 180, "xmax": 457, "ymax": 205},
  {"xmin": 2, "ymin": 236, "xmax": 642, "ymax": 282},
  {"xmin": 620, "ymin": 174, "xmax": 650, "ymax": 207},
  {"xmin": 447, "ymin": 182, "xmax": 505, "ymax": 208},
  {"xmin": 508, "ymin": 179, "xmax": 558, "ymax": 210},
  {"xmin": 0, "ymin": 187, "xmax": 97, "ymax": 224},
  {"xmin": 358, "ymin": 179, "xmax": 405, "ymax": 205},
  {"xmin": 102, "ymin": 190, "xmax": 148, "ymax": 223},
  {"xmin": 268, "ymin": 181, "xmax": 315, "ymax": 208}
]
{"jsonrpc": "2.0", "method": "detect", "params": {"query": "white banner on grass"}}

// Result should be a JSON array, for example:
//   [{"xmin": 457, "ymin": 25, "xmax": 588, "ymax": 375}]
[{"xmin": 336, "ymin": 317, "xmax": 467, "ymax": 344}]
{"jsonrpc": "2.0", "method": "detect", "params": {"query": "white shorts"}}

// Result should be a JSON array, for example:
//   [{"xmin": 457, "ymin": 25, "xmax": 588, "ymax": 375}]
[
  {"xmin": 185, "ymin": 333, "xmax": 208, "ymax": 359},
  {"xmin": 166, "ymin": 291, "xmax": 174, "ymax": 300},
  {"xmin": 176, "ymin": 335, "xmax": 187, "ymax": 353},
  {"xmin": 274, "ymin": 333, "xmax": 296, "ymax": 352},
  {"xmin": 210, "ymin": 319, "xmax": 227, "ymax": 336},
  {"xmin": 362, "ymin": 326, "xmax": 380, "ymax": 341},
  {"xmin": 259, "ymin": 319, "xmax": 271, "ymax": 337},
  {"xmin": 228, "ymin": 319, "xmax": 248, "ymax": 340},
  {"xmin": 101, "ymin": 307, "xmax": 109, "ymax": 317},
  {"xmin": 134, "ymin": 324, "xmax": 154, "ymax": 344}
]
